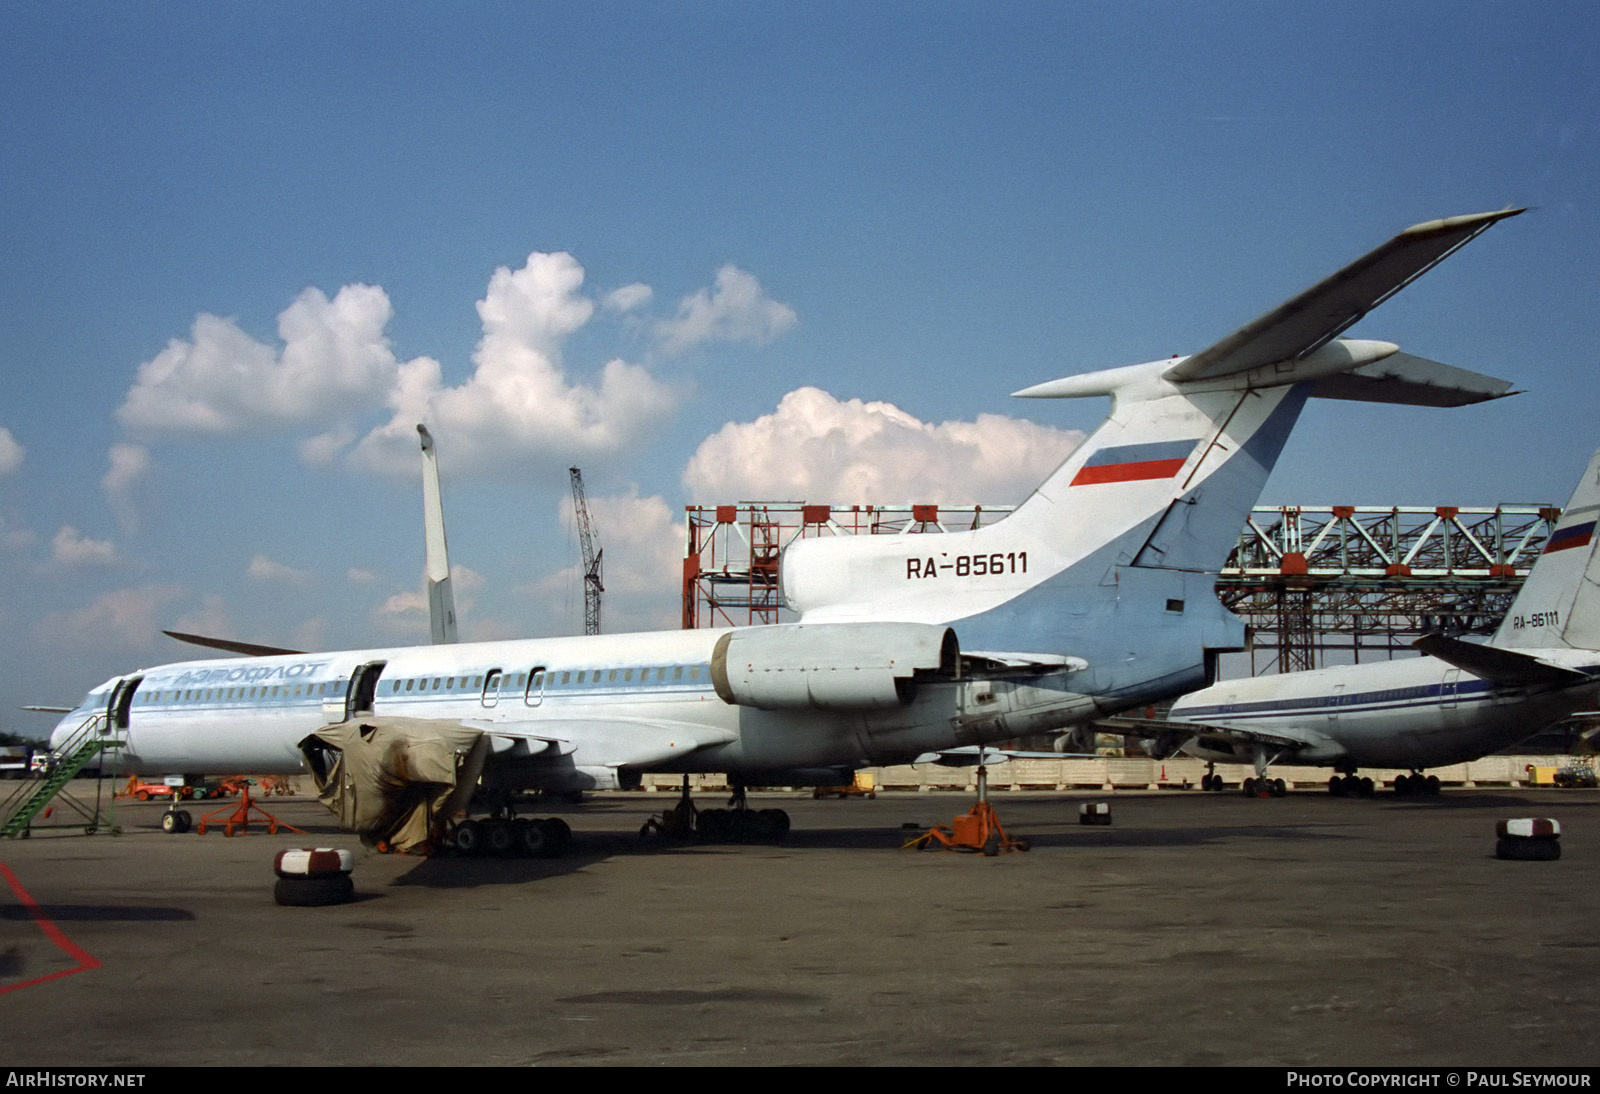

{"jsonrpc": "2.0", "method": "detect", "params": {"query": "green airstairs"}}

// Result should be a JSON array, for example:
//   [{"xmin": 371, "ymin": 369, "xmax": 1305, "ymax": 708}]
[{"xmin": 0, "ymin": 714, "xmax": 123, "ymax": 838}]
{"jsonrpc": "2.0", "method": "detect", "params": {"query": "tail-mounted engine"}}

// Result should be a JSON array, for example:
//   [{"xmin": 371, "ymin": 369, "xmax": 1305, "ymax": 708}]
[{"xmin": 710, "ymin": 622, "xmax": 959, "ymax": 711}]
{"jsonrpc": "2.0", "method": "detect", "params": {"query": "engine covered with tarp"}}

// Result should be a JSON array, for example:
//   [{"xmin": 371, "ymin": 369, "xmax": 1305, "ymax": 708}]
[
  {"xmin": 299, "ymin": 717, "xmax": 490, "ymax": 854},
  {"xmin": 710, "ymin": 621, "xmax": 959, "ymax": 711}
]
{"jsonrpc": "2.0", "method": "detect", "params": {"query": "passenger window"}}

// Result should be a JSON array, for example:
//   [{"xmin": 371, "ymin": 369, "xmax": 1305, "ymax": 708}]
[
  {"xmin": 673, "ymin": 667, "xmax": 683, "ymax": 681},
  {"xmin": 561, "ymin": 672, "xmax": 571, "ymax": 684},
  {"xmin": 690, "ymin": 667, "xmax": 701, "ymax": 680},
  {"xmin": 624, "ymin": 669, "xmax": 634, "ymax": 682},
  {"xmin": 609, "ymin": 669, "xmax": 618, "ymax": 682}
]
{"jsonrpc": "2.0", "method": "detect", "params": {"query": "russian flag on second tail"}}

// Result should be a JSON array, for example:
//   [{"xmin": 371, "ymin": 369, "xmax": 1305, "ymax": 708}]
[{"xmin": 1070, "ymin": 440, "xmax": 1200, "ymax": 487}]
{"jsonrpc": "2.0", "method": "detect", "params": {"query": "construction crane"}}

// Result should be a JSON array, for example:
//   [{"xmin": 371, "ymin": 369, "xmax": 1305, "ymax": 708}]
[{"xmin": 569, "ymin": 467, "xmax": 603, "ymax": 635}]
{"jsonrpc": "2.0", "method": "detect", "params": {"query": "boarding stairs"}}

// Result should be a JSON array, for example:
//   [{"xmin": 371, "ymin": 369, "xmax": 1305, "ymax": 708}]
[{"xmin": 0, "ymin": 714, "xmax": 123, "ymax": 838}]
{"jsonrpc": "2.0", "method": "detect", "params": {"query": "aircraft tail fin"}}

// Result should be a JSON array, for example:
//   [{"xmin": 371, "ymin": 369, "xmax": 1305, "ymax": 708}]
[
  {"xmin": 418, "ymin": 425, "xmax": 458, "ymax": 645},
  {"xmin": 1493, "ymin": 448, "xmax": 1600, "ymax": 650}
]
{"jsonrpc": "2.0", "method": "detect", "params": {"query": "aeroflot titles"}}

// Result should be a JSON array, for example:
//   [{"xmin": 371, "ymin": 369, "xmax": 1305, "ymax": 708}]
[{"xmin": 168, "ymin": 661, "xmax": 332, "ymax": 688}]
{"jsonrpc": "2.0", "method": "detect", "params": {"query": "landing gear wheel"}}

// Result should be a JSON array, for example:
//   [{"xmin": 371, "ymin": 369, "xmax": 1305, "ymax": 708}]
[
  {"xmin": 1359, "ymin": 777, "xmax": 1375, "ymax": 798},
  {"xmin": 1426, "ymin": 775, "xmax": 1441, "ymax": 796},
  {"xmin": 485, "ymin": 820, "xmax": 515, "ymax": 857},
  {"xmin": 759, "ymin": 809, "xmax": 790, "ymax": 838},
  {"xmin": 1272, "ymin": 778, "xmax": 1287, "ymax": 797},
  {"xmin": 161, "ymin": 810, "xmax": 190, "ymax": 834},
  {"xmin": 453, "ymin": 819, "xmax": 484, "ymax": 855},
  {"xmin": 515, "ymin": 819, "xmax": 548, "ymax": 858},
  {"xmin": 1328, "ymin": 776, "xmax": 1344, "ymax": 797}
]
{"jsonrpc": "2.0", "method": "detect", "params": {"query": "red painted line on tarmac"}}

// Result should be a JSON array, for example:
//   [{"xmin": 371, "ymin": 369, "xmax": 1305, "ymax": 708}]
[{"xmin": 0, "ymin": 861, "xmax": 102, "ymax": 994}]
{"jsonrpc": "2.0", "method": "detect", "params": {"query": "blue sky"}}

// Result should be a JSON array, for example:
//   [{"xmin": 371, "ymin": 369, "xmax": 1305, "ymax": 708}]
[{"xmin": 2, "ymin": 2, "xmax": 1597, "ymax": 735}]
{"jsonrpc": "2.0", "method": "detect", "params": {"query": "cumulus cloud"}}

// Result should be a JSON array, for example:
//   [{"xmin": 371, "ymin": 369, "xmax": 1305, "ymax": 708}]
[
  {"xmin": 529, "ymin": 488, "xmax": 682, "ymax": 635},
  {"xmin": 603, "ymin": 283, "xmax": 653, "ymax": 313},
  {"xmin": 372, "ymin": 563, "xmax": 484, "ymax": 638},
  {"xmin": 0, "ymin": 427, "xmax": 22, "ymax": 476},
  {"xmin": 36, "ymin": 584, "xmax": 184, "ymax": 651},
  {"xmin": 102, "ymin": 443, "xmax": 151, "ymax": 531},
  {"xmin": 682, "ymin": 387, "xmax": 1084, "ymax": 506},
  {"xmin": 117, "ymin": 284, "xmax": 403, "ymax": 435},
  {"xmin": 50, "ymin": 525, "xmax": 118, "ymax": 567},
  {"xmin": 350, "ymin": 252, "xmax": 680, "ymax": 475},
  {"xmin": 655, "ymin": 265, "xmax": 797, "ymax": 354},
  {"xmin": 246, "ymin": 554, "xmax": 314, "ymax": 584}
]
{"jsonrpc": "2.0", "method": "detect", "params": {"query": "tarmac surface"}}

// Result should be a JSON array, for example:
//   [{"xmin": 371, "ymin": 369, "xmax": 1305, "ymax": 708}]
[{"xmin": 2, "ymin": 784, "xmax": 1598, "ymax": 1067}]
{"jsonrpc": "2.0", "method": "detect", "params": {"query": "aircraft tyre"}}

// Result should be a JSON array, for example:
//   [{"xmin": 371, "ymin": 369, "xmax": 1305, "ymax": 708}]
[
  {"xmin": 514, "ymin": 819, "xmax": 548, "ymax": 857},
  {"xmin": 539, "ymin": 817, "xmax": 572, "ymax": 854},
  {"xmin": 697, "ymin": 808, "xmax": 733, "ymax": 843},
  {"xmin": 1358, "ymin": 777, "xmax": 1375, "ymax": 797},
  {"xmin": 453, "ymin": 819, "xmax": 484, "ymax": 856},
  {"xmin": 759, "ymin": 809, "xmax": 790, "ymax": 838},
  {"xmin": 484, "ymin": 820, "xmax": 516, "ymax": 857},
  {"xmin": 274, "ymin": 874, "xmax": 355, "ymax": 907},
  {"xmin": 1497, "ymin": 837, "xmax": 1560, "ymax": 861},
  {"xmin": 1272, "ymin": 778, "xmax": 1287, "ymax": 797},
  {"xmin": 161, "ymin": 810, "xmax": 192, "ymax": 834},
  {"xmin": 1328, "ymin": 776, "xmax": 1345, "ymax": 797}
]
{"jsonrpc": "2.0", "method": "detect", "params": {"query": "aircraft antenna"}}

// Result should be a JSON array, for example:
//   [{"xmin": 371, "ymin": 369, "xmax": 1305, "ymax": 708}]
[{"xmin": 569, "ymin": 467, "xmax": 603, "ymax": 635}]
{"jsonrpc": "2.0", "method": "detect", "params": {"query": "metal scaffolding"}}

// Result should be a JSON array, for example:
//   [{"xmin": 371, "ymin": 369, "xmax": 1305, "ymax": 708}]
[{"xmin": 682, "ymin": 501, "xmax": 1558, "ymax": 674}]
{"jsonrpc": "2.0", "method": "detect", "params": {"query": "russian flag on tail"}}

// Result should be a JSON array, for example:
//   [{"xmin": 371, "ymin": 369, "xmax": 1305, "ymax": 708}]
[
  {"xmin": 1070, "ymin": 440, "xmax": 1199, "ymax": 487},
  {"xmin": 1544, "ymin": 520, "xmax": 1596, "ymax": 554}
]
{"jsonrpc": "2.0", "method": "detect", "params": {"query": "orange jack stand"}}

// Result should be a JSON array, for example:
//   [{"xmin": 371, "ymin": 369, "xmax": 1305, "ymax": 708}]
[
  {"xmin": 903, "ymin": 764, "xmax": 1031, "ymax": 855},
  {"xmin": 195, "ymin": 785, "xmax": 305, "ymax": 837}
]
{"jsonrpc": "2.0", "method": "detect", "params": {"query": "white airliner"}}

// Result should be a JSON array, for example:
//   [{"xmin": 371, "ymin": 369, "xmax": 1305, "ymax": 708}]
[
  {"xmin": 1158, "ymin": 447, "xmax": 1600, "ymax": 798},
  {"xmin": 49, "ymin": 209, "xmax": 1523, "ymax": 851}
]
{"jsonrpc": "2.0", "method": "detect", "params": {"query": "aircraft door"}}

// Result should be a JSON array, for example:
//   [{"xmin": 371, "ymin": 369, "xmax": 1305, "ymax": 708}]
[
  {"xmin": 524, "ymin": 667, "xmax": 547, "ymax": 707},
  {"xmin": 345, "ymin": 661, "xmax": 387, "ymax": 721},
  {"xmin": 1327, "ymin": 683, "xmax": 1345, "ymax": 729},
  {"xmin": 106, "ymin": 676, "xmax": 143, "ymax": 735},
  {"xmin": 481, "ymin": 669, "xmax": 502, "ymax": 709}
]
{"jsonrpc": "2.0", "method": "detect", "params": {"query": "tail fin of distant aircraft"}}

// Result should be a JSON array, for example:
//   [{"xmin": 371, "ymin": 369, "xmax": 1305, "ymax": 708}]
[
  {"xmin": 782, "ymin": 210, "xmax": 1520, "ymax": 708},
  {"xmin": 418, "ymin": 424, "xmax": 458, "ymax": 645},
  {"xmin": 1493, "ymin": 447, "xmax": 1600, "ymax": 650}
]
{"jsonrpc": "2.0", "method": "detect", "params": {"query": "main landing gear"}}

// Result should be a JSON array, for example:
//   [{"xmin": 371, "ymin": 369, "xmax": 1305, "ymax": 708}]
[
  {"xmin": 1241, "ymin": 776, "xmax": 1287, "ymax": 798},
  {"xmin": 1199, "ymin": 763, "xmax": 1227, "ymax": 792},
  {"xmin": 1327, "ymin": 773, "xmax": 1375, "ymax": 798},
  {"xmin": 1393, "ymin": 771, "xmax": 1442, "ymax": 797},
  {"xmin": 451, "ymin": 813, "xmax": 572, "ymax": 858},
  {"xmin": 640, "ymin": 777, "xmax": 791, "ymax": 844}
]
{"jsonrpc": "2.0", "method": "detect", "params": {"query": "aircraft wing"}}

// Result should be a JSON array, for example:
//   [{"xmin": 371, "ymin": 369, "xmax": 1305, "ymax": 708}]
[
  {"xmin": 164, "ymin": 630, "xmax": 306, "ymax": 657},
  {"xmin": 1414, "ymin": 634, "xmax": 1594, "ymax": 688},
  {"xmin": 912, "ymin": 745, "xmax": 1099, "ymax": 767},
  {"xmin": 476, "ymin": 715, "xmax": 739, "ymax": 769},
  {"xmin": 1165, "ymin": 208, "xmax": 1524, "ymax": 383},
  {"xmin": 1094, "ymin": 715, "xmax": 1309, "ymax": 756}
]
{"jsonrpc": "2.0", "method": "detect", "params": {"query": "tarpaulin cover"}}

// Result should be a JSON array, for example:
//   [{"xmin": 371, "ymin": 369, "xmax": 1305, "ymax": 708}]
[{"xmin": 301, "ymin": 717, "xmax": 489, "ymax": 854}]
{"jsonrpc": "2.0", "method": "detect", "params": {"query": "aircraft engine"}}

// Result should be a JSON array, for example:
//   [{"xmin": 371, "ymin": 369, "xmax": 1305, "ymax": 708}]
[{"xmin": 710, "ymin": 622, "xmax": 959, "ymax": 711}]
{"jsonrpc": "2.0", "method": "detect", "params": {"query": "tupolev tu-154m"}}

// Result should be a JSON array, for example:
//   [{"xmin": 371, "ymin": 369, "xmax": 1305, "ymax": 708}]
[
  {"xmin": 49, "ymin": 209, "xmax": 1523, "ymax": 853},
  {"xmin": 1128, "ymin": 444, "xmax": 1600, "ymax": 799}
]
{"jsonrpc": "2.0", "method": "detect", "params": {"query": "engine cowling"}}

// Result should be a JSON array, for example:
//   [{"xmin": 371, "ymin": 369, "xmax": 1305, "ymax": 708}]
[{"xmin": 710, "ymin": 622, "xmax": 958, "ymax": 711}]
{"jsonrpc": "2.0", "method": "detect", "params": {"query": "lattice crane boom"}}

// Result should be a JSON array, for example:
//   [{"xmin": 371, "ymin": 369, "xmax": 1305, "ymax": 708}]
[{"xmin": 569, "ymin": 467, "xmax": 604, "ymax": 635}]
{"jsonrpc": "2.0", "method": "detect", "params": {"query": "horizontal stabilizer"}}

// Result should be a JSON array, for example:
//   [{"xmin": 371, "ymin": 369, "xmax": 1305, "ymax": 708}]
[
  {"xmin": 1165, "ymin": 208, "xmax": 1524, "ymax": 383},
  {"xmin": 1414, "ymin": 634, "xmax": 1591, "ymax": 687},
  {"xmin": 1307, "ymin": 352, "xmax": 1514, "ymax": 407},
  {"xmin": 163, "ymin": 630, "xmax": 306, "ymax": 657},
  {"xmin": 21, "ymin": 704, "xmax": 72, "ymax": 714}
]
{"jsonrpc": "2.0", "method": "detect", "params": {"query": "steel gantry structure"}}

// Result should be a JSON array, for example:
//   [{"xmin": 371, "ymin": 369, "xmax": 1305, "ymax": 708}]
[{"xmin": 681, "ymin": 501, "xmax": 1558, "ymax": 673}]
